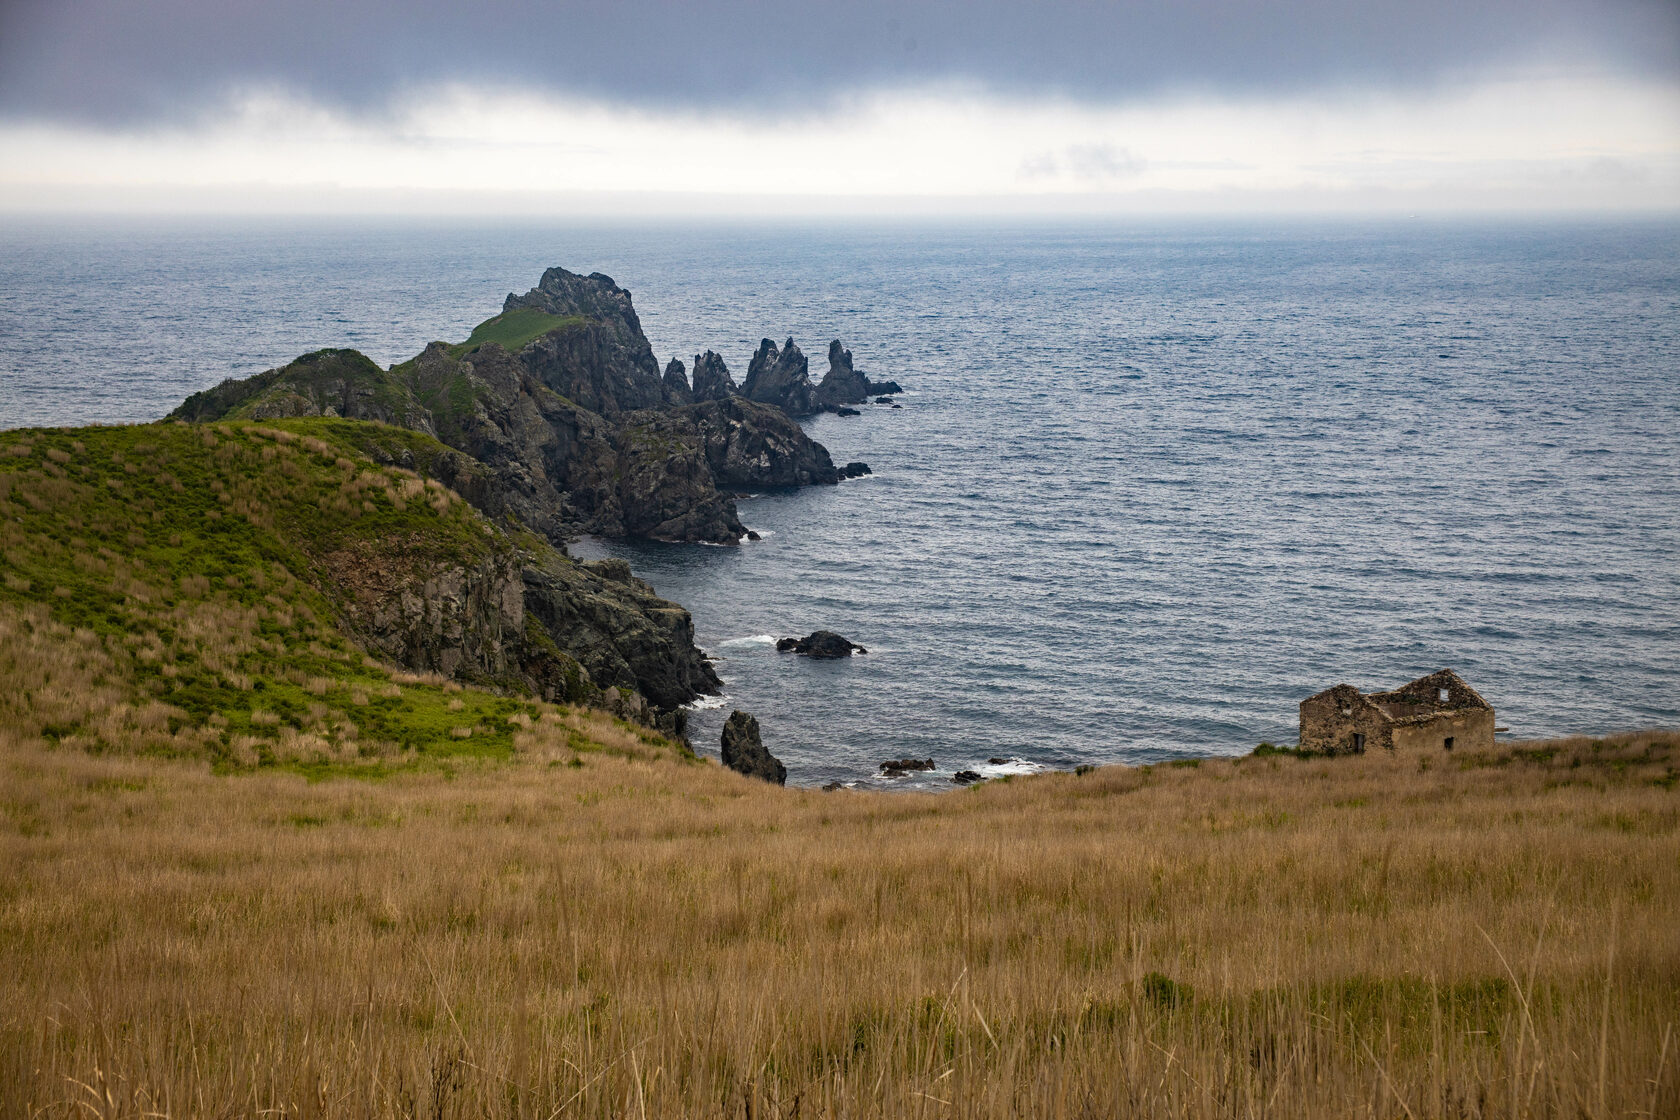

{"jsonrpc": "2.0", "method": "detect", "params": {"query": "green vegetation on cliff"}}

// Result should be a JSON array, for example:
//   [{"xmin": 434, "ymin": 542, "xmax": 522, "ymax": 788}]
[
  {"xmin": 0, "ymin": 419, "xmax": 680, "ymax": 776},
  {"xmin": 452, "ymin": 307, "xmax": 582, "ymax": 358}
]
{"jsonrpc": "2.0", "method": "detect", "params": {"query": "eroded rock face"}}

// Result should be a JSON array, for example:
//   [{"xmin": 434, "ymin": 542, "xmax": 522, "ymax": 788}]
[
  {"xmin": 742, "ymin": 338, "xmax": 818, "ymax": 417},
  {"xmin": 721, "ymin": 710, "xmax": 786, "ymax": 785},
  {"xmin": 685, "ymin": 397, "xmax": 839, "ymax": 490},
  {"xmin": 691, "ymin": 351, "xmax": 738, "ymax": 403},
  {"xmin": 662, "ymin": 357, "xmax": 693, "ymax": 405},
  {"xmin": 321, "ymin": 530, "xmax": 719, "ymax": 728},
  {"xmin": 522, "ymin": 551, "xmax": 722, "ymax": 711}
]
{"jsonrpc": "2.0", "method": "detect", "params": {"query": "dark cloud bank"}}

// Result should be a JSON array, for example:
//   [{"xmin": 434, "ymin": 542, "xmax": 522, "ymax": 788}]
[{"xmin": 2, "ymin": 0, "xmax": 1675, "ymax": 125}]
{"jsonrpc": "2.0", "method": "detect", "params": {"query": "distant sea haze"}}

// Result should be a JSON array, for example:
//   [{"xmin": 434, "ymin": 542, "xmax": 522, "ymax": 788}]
[{"xmin": 3, "ymin": 216, "xmax": 1677, "ymax": 787}]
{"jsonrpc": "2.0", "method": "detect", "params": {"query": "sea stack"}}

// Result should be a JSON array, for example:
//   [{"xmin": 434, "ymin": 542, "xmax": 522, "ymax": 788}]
[{"xmin": 721, "ymin": 710, "xmax": 786, "ymax": 785}]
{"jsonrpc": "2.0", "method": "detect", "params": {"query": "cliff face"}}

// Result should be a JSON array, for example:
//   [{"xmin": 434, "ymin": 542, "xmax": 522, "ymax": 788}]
[{"xmin": 171, "ymin": 269, "xmax": 850, "ymax": 547}]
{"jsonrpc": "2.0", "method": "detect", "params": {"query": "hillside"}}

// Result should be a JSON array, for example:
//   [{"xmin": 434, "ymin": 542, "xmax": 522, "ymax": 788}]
[
  {"xmin": 0, "ymin": 418, "xmax": 717, "ymax": 772},
  {"xmin": 1, "ymin": 727, "xmax": 1674, "ymax": 1117}
]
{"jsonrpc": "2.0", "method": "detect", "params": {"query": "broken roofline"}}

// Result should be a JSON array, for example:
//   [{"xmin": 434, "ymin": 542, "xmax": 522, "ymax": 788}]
[{"xmin": 1303, "ymin": 669, "xmax": 1492, "ymax": 714}]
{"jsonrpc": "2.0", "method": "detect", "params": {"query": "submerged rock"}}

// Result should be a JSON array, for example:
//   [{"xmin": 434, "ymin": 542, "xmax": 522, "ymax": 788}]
[
  {"xmin": 722, "ymin": 710, "xmax": 786, "ymax": 785},
  {"xmin": 880, "ymin": 758, "xmax": 935, "ymax": 776},
  {"xmin": 836, "ymin": 407, "xmax": 860, "ymax": 417},
  {"xmin": 842, "ymin": 461, "xmax": 872, "ymax": 478},
  {"xmin": 952, "ymin": 770, "xmax": 984, "ymax": 785},
  {"xmin": 777, "ymin": 630, "xmax": 867, "ymax": 658}
]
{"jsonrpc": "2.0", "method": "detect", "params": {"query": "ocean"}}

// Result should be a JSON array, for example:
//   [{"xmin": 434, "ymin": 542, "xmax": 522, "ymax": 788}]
[{"xmin": 3, "ymin": 215, "xmax": 1677, "ymax": 787}]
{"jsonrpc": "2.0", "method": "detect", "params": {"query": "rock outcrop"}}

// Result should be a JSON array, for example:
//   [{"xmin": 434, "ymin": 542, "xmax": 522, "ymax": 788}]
[
  {"xmin": 662, "ymin": 357, "xmax": 693, "ymax": 405},
  {"xmin": 690, "ymin": 350, "xmax": 738, "ymax": 402},
  {"xmin": 686, "ymin": 397, "xmax": 840, "ymax": 489},
  {"xmin": 742, "ymin": 338, "xmax": 818, "ymax": 418},
  {"xmin": 501, "ymin": 268, "xmax": 667, "ymax": 415},
  {"xmin": 721, "ymin": 710, "xmax": 786, "ymax": 785},
  {"xmin": 814, "ymin": 339, "xmax": 870, "ymax": 409},
  {"xmin": 776, "ymin": 631, "xmax": 867, "ymax": 658}
]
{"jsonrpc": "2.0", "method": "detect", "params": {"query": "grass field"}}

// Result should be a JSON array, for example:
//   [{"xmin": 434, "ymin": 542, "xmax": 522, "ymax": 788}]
[{"xmin": 2, "ymin": 727, "xmax": 1675, "ymax": 1119}]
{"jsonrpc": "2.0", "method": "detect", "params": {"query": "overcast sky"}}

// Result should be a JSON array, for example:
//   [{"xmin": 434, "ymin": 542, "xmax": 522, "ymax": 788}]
[{"xmin": 1, "ymin": 0, "xmax": 1676, "ymax": 213}]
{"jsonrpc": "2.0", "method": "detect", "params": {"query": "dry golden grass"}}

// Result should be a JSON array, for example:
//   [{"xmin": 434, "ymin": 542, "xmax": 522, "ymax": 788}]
[{"xmin": 1, "ymin": 730, "xmax": 1676, "ymax": 1119}]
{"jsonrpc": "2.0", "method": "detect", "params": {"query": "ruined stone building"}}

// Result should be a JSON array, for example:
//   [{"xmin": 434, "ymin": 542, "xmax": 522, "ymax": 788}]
[{"xmin": 1299, "ymin": 669, "xmax": 1495, "ymax": 755}]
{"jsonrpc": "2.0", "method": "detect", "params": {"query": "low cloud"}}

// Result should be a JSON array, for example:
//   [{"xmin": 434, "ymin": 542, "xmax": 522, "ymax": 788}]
[
  {"xmin": 0, "ymin": 0, "xmax": 1675, "ymax": 126},
  {"xmin": 0, "ymin": 74, "xmax": 1674, "ymax": 213}
]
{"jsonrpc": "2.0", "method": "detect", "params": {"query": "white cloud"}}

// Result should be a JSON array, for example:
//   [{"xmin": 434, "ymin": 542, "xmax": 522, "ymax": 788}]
[{"xmin": 0, "ymin": 70, "xmax": 1675, "ymax": 213}]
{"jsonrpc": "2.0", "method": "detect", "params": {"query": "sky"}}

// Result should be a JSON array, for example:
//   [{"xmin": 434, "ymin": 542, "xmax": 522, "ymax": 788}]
[{"xmin": 0, "ymin": 0, "xmax": 1676, "ymax": 215}]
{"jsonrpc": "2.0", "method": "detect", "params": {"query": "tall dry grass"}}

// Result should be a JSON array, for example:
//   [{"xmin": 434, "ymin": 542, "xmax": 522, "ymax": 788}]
[{"xmin": 1, "ymin": 730, "xmax": 1676, "ymax": 1118}]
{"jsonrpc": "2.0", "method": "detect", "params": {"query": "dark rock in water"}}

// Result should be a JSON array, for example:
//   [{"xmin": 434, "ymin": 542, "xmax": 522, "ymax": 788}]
[
  {"xmin": 874, "ymin": 396, "xmax": 894, "ymax": 405},
  {"xmin": 662, "ymin": 357, "xmax": 693, "ymax": 405},
  {"xmin": 890, "ymin": 403, "xmax": 902, "ymax": 409},
  {"xmin": 742, "ymin": 337, "xmax": 819, "ymax": 418},
  {"xmin": 691, "ymin": 350, "xmax": 738, "ymax": 403},
  {"xmin": 836, "ymin": 407, "xmax": 861, "ymax": 417},
  {"xmin": 821, "ymin": 781, "xmax": 845, "ymax": 792},
  {"xmin": 866, "ymin": 379, "xmax": 903, "ymax": 396},
  {"xmin": 952, "ymin": 770, "xmax": 984, "ymax": 785},
  {"xmin": 815, "ymin": 339, "xmax": 871, "ymax": 409},
  {"xmin": 987, "ymin": 757, "xmax": 1010, "ymax": 766},
  {"xmin": 881, "ymin": 758, "xmax": 935, "ymax": 775},
  {"xmin": 721, "ymin": 710, "xmax": 785, "ymax": 785},
  {"xmin": 745, "ymin": 530, "xmax": 762, "ymax": 541},
  {"xmin": 779, "ymin": 630, "xmax": 866, "ymax": 658},
  {"xmin": 842, "ymin": 461, "xmax": 872, "ymax": 478}
]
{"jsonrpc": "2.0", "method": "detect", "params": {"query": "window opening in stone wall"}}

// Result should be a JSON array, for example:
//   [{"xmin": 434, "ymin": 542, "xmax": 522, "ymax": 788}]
[
  {"xmin": 1352, "ymin": 732, "xmax": 1365, "ymax": 753},
  {"xmin": 1444, "ymin": 736, "xmax": 1454, "ymax": 751},
  {"xmin": 1439, "ymin": 687, "xmax": 1450, "ymax": 702}
]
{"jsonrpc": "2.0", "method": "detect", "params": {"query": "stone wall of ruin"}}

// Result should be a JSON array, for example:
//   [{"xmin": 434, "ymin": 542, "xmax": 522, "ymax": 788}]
[
  {"xmin": 1299, "ymin": 686, "xmax": 1393, "ymax": 755},
  {"xmin": 1390, "ymin": 708, "xmax": 1495, "ymax": 753}
]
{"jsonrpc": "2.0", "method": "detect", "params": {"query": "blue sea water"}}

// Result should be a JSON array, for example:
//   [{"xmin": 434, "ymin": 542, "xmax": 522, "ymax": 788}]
[{"xmin": 2, "ymin": 215, "xmax": 1677, "ymax": 787}]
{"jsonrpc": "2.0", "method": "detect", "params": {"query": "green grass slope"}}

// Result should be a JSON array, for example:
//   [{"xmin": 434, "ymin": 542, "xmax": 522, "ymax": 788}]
[
  {"xmin": 451, "ymin": 307, "xmax": 583, "ymax": 359},
  {"xmin": 0, "ymin": 419, "xmax": 621, "ymax": 776}
]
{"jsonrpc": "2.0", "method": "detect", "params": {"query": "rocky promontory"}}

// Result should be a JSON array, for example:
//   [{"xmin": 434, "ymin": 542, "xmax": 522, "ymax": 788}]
[{"xmin": 172, "ymin": 267, "xmax": 892, "ymax": 549}]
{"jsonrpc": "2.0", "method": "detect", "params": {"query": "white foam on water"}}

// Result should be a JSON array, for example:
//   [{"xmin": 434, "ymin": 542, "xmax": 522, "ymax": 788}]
[
  {"xmin": 683, "ymin": 694, "xmax": 728, "ymax": 710},
  {"xmin": 720, "ymin": 634, "xmax": 778, "ymax": 648},
  {"xmin": 978, "ymin": 759, "xmax": 1045, "ymax": 777}
]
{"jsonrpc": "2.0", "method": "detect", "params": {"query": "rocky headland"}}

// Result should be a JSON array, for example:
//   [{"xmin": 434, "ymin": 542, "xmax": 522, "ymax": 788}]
[{"xmin": 148, "ymin": 268, "xmax": 903, "ymax": 753}]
